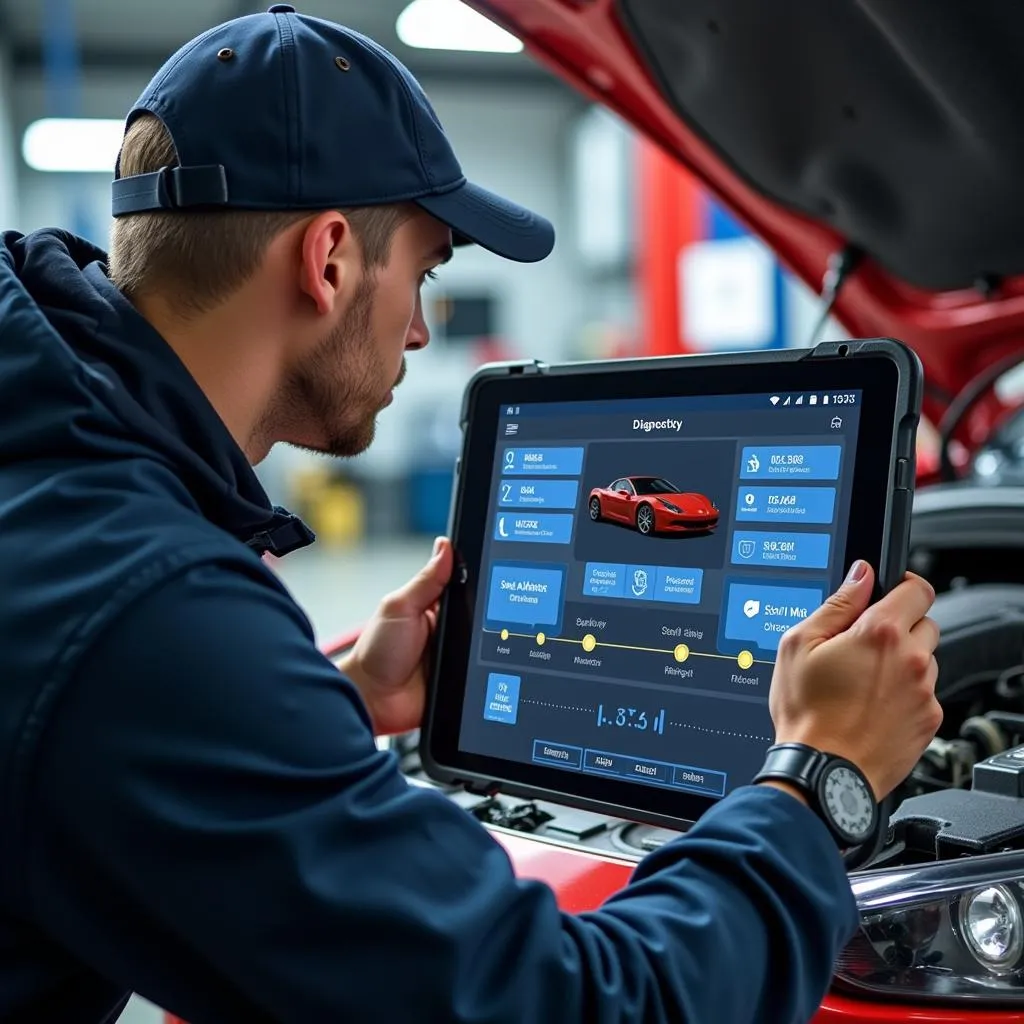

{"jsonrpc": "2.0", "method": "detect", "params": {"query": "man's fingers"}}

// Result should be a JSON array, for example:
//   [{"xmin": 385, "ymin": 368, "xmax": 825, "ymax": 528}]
[
  {"xmin": 870, "ymin": 572, "xmax": 936, "ymax": 632},
  {"xmin": 909, "ymin": 614, "xmax": 940, "ymax": 655},
  {"xmin": 383, "ymin": 537, "xmax": 453, "ymax": 616},
  {"xmin": 800, "ymin": 560, "xmax": 875, "ymax": 642}
]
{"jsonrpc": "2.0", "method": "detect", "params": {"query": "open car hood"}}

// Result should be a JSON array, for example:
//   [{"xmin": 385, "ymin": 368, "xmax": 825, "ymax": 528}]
[{"xmin": 468, "ymin": 0, "xmax": 1024, "ymax": 423}]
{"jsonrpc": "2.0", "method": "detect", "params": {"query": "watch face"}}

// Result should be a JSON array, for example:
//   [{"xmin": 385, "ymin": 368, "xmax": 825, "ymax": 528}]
[{"xmin": 821, "ymin": 764, "xmax": 875, "ymax": 843}]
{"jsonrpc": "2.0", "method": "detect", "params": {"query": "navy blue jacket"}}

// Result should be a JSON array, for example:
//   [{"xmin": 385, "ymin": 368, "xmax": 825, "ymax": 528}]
[{"xmin": 0, "ymin": 228, "xmax": 859, "ymax": 1024}]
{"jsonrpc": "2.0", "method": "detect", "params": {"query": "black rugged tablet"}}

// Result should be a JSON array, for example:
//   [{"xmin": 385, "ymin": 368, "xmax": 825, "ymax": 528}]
[{"xmin": 421, "ymin": 339, "xmax": 923, "ymax": 830}]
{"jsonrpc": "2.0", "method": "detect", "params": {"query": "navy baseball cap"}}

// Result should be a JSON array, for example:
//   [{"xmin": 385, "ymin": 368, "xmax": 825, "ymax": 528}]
[{"xmin": 111, "ymin": 3, "xmax": 554, "ymax": 263}]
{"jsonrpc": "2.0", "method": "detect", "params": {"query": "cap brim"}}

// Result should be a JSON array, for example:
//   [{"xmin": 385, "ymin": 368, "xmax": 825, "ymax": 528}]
[{"xmin": 415, "ymin": 181, "xmax": 554, "ymax": 263}]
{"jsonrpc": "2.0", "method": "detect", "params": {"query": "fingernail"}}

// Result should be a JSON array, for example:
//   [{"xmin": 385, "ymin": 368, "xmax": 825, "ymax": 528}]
[
  {"xmin": 432, "ymin": 536, "xmax": 444, "ymax": 558},
  {"xmin": 844, "ymin": 559, "xmax": 867, "ymax": 585}
]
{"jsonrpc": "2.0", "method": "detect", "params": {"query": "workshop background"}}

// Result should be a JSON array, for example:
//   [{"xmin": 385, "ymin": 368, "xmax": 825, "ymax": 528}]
[{"xmin": 0, "ymin": 2, "xmax": 845, "ymax": 1019}]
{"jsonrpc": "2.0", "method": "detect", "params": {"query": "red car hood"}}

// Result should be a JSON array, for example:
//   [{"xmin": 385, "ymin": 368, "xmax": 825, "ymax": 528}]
[
  {"xmin": 467, "ymin": 0, "xmax": 1024, "ymax": 424},
  {"xmin": 654, "ymin": 492, "xmax": 713, "ymax": 508}
]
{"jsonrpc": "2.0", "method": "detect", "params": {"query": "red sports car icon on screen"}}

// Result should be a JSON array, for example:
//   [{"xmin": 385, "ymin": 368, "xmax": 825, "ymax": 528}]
[{"xmin": 588, "ymin": 476, "xmax": 719, "ymax": 535}]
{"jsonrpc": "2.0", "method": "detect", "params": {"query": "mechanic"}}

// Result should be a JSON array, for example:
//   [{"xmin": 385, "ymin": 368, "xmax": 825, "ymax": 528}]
[{"xmin": 0, "ymin": 7, "xmax": 942, "ymax": 1024}]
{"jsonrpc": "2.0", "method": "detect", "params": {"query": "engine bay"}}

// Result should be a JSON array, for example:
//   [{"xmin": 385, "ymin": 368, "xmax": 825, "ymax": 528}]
[{"xmin": 379, "ymin": 481, "xmax": 1024, "ymax": 870}]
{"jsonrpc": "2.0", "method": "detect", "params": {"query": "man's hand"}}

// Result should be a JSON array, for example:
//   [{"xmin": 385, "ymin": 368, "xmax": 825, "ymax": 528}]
[
  {"xmin": 767, "ymin": 560, "xmax": 942, "ymax": 800},
  {"xmin": 339, "ymin": 537, "xmax": 453, "ymax": 735}
]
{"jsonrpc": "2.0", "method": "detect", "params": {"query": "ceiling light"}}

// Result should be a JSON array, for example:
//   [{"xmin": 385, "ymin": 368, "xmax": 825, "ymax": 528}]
[
  {"xmin": 22, "ymin": 118, "xmax": 124, "ymax": 173},
  {"xmin": 396, "ymin": 0, "xmax": 523, "ymax": 53}
]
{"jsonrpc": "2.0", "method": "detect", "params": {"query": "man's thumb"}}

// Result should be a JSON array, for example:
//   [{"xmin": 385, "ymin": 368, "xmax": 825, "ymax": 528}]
[
  {"xmin": 394, "ymin": 537, "xmax": 452, "ymax": 611},
  {"xmin": 804, "ymin": 560, "xmax": 874, "ymax": 640}
]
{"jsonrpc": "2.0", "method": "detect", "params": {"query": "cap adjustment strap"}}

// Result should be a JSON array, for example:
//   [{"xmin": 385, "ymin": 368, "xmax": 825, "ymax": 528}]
[{"xmin": 112, "ymin": 164, "xmax": 229, "ymax": 216}]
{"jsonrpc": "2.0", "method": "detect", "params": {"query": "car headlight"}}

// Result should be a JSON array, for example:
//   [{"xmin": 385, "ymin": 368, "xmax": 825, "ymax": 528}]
[
  {"xmin": 960, "ymin": 884, "xmax": 1024, "ymax": 970},
  {"xmin": 834, "ymin": 850, "xmax": 1024, "ymax": 1002},
  {"xmin": 658, "ymin": 500, "xmax": 682, "ymax": 512}
]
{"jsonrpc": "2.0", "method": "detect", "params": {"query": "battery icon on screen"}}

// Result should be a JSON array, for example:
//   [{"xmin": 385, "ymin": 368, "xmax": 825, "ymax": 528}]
[
  {"xmin": 823, "ymin": 395, "xmax": 830, "ymax": 405},
  {"xmin": 809, "ymin": 395, "xmax": 818, "ymax": 405}
]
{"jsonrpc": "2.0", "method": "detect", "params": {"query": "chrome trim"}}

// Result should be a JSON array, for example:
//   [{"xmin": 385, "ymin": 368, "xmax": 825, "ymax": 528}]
[{"xmin": 851, "ymin": 849, "xmax": 1024, "ymax": 910}]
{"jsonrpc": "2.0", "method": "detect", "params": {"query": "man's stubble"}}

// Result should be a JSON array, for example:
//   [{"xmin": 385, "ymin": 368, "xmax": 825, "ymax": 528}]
[{"xmin": 269, "ymin": 274, "xmax": 401, "ymax": 459}]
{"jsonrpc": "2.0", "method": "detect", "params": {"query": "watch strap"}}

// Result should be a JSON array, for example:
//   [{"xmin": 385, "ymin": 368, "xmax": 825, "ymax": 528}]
[
  {"xmin": 754, "ymin": 742, "xmax": 878, "ymax": 849},
  {"xmin": 752, "ymin": 742, "xmax": 828, "ymax": 796}
]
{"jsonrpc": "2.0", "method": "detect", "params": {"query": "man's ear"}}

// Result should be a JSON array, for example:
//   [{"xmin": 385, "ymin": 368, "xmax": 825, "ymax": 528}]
[{"xmin": 298, "ymin": 211, "xmax": 359, "ymax": 316}]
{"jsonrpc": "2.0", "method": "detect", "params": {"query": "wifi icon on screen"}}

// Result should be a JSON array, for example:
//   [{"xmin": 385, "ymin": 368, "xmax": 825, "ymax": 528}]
[{"xmin": 770, "ymin": 396, "xmax": 780, "ymax": 406}]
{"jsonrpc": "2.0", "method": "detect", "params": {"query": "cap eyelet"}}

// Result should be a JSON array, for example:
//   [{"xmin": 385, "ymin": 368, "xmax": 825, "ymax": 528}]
[
  {"xmin": 335, "ymin": 56, "xmax": 351, "ymax": 71},
  {"xmin": 217, "ymin": 48, "xmax": 235, "ymax": 62}
]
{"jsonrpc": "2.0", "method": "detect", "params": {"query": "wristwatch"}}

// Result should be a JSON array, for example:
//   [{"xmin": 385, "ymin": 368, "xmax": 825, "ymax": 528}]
[{"xmin": 753, "ymin": 742, "xmax": 878, "ymax": 848}]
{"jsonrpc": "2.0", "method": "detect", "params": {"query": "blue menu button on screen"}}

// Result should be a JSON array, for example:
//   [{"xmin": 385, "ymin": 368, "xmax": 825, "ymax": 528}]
[
  {"xmin": 740, "ymin": 445, "xmax": 842, "ymax": 481},
  {"xmin": 654, "ymin": 566, "xmax": 703, "ymax": 603},
  {"xmin": 672, "ymin": 764, "xmax": 728, "ymax": 797},
  {"xmin": 583, "ymin": 562, "xmax": 625, "ymax": 597},
  {"xmin": 735, "ymin": 487, "xmax": 836, "ymax": 525},
  {"xmin": 621, "ymin": 564, "xmax": 659, "ymax": 601},
  {"xmin": 483, "ymin": 673, "xmax": 521, "ymax": 725},
  {"xmin": 533, "ymin": 741, "xmax": 583, "ymax": 770},
  {"xmin": 499, "ymin": 479, "xmax": 580, "ymax": 509},
  {"xmin": 724, "ymin": 582, "xmax": 825, "ymax": 652},
  {"xmin": 494, "ymin": 513, "xmax": 574, "ymax": 545},
  {"xmin": 731, "ymin": 531, "xmax": 831, "ymax": 569},
  {"xmin": 502, "ymin": 447, "xmax": 584, "ymax": 475},
  {"xmin": 486, "ymin": 564, "xmax": 564, "ymax": 628}
]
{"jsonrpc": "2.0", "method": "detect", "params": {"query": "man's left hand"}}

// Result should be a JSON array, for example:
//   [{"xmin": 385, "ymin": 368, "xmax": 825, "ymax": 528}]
[{"xmin": 339, "ymin": 537, "xmax": 453, "ymax": 735}]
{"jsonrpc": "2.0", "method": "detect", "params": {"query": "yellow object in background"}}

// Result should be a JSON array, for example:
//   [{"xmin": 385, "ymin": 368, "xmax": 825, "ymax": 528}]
[
  {"xmin": 290, "ymin": 465, "xmax": 332, "ymax": 508},
  {"xmin": 311, "ymin": 483, "xmax": 365, "ymax": 548},
  {"xmin": 288, "ymin": 467, "xmax": 365, "ymax": 548}
]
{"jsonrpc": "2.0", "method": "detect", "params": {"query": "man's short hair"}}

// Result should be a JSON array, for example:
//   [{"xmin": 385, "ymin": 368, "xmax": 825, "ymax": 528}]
[{"xmin": 108, "ymin": 114, "xmax": 408, "ymax": 316}]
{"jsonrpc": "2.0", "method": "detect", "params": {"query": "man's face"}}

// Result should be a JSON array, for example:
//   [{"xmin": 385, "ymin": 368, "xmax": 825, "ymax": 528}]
[{"xmin": 275, "ymin": 208, "xmax": 452, "ymax": 457}]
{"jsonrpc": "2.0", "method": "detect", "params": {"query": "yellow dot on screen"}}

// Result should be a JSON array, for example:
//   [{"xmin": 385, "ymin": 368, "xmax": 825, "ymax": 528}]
[
  {"xmin": 673, "ymin": 644, "xmax": 690, "ymax": 663},
  {"xmin": 500, "ymin": 629, "xmax": 509, "ymax": 641},
  {"xmin": 582, "ymin": 634, "xmax": 597, "ymax": 652},
  {"xmin": 737, "ymin": 650, "xmax": 755, "ymax": 670},
  {"xmin": 536, "ymin": 632, "xmax": 546, "ymax": 646}
]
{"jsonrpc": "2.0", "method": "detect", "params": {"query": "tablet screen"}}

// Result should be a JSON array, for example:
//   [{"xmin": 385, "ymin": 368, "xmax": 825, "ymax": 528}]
[{"xmin": 457, "ymin": 388, "xmax": 862, "ymax": 804}]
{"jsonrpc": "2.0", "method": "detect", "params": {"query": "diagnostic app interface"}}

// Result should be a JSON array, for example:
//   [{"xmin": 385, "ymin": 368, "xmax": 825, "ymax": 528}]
[{"xmin": 459, "ymin": 390, "xmax": 863, "ymax": 801}]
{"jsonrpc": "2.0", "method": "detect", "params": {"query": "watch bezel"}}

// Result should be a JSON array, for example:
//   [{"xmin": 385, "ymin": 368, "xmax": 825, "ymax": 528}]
[
  {"xmin": 754, "ymin": 743, "xmax": 880, "ymax": 850},
  {"xmin": 815, "ymin": 756, "xmax": 879, "ymax": 847}
]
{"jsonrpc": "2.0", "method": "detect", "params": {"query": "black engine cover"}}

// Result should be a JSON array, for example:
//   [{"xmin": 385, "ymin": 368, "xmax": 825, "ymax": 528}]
[{"xmin": 932, "ymin": 585, "xmax": 1024, "ymax": 703}]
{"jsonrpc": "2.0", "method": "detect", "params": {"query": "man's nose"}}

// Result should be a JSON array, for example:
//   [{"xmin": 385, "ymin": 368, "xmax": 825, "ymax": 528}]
[{"xmin": 406, "ymin": 297, "xmax": 430, "ymax": 350}]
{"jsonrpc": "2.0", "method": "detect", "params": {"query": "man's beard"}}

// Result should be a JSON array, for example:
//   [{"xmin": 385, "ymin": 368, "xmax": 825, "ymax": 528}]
[{"xmin": 270, "ymin": 275, "xmax": 402, "ymax": 458}]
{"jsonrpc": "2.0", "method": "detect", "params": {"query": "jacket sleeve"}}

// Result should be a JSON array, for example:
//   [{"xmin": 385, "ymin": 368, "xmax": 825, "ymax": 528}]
[{"xmin": 24, "ymin": 560, "xmax": 859, "ymax": 1024}]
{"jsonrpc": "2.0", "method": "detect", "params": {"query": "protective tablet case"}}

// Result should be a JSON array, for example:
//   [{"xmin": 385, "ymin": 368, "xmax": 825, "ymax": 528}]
[{"xmin": 421, "ymin": 338, "xmax": 923, "ymax": 817}]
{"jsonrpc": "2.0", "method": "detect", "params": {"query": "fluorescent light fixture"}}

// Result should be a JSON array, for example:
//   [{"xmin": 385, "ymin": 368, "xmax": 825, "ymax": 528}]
[
  {"xmin": 22, "ymin": 117, "xmax": 124, "ymax": 173},
  {"xmin": 396, "ymin": 0, "xmax": 523, "ymax": 53}
]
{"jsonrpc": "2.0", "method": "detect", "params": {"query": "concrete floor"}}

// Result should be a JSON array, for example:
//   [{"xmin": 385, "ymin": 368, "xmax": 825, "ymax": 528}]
[{"xmin": 120, "ymin": 538, "xmax": 430, "ymax": 1022}]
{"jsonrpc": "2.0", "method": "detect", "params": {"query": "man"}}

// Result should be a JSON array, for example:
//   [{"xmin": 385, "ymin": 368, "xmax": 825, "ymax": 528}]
[{"xmin": 0, "ymin": 7, "xmax": 941, "ymax": 1024}]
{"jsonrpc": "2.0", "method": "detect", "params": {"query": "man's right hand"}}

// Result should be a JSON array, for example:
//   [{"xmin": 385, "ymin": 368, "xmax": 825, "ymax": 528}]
[{"xmin": 767, "ymin": 560, "xmax": 941, "ymax": 800}]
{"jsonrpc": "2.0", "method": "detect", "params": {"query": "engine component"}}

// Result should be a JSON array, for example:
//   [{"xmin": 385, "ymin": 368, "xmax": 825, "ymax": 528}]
[
  {"xmin": 910, "ymin": 490, "xmax": 1024, "ymax": 592},
  {"xmin": 914, "ymin": 736, "xmax": 978, "ymax": 791},
  {"xmin": 961, "ymin": 714, "xmax": 1009, "ymax": 761},
  {"xmin": 974, "ymin": 743, "xmax": 1024, "ymax": 799},
  {"xmin": 892, "ymin": 745, "xmax": 1024, "ymax": 859},
  {"xmin": 470, "ymin": 797, "xmax": 553, "ymax": 833},
  {"xmin": 930, "ymin": 585, "xmax": 1024, "ymax": 711}
]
